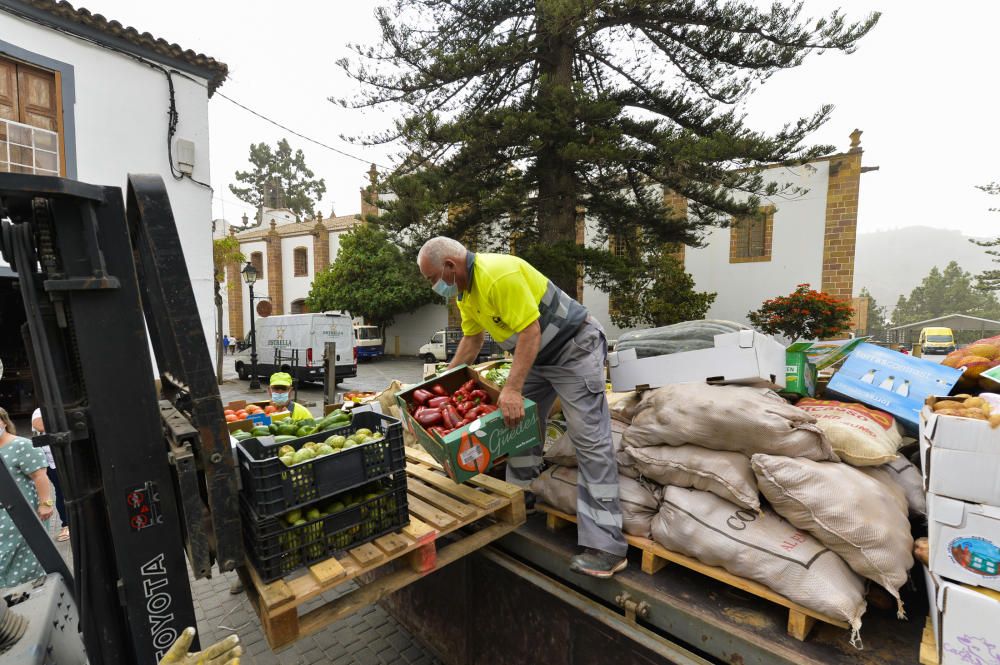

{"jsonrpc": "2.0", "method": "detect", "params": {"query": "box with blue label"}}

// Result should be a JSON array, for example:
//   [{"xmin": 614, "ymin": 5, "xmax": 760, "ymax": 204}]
[
  {"xmin": 928, "ymin": 493, "xmax": 1000, "ymax": 593},
  {"xmin": 826, "ymin": 343, "xmax": 963, "ymax": 433}
]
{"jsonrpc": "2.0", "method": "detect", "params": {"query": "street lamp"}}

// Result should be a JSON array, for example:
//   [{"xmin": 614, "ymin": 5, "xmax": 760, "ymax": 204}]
[{"xmin": 242, "ymin": 261, "xmax": 261, "ymax": 390}]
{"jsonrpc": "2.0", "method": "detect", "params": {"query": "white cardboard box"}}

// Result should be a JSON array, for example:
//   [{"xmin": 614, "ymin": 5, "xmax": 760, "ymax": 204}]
[
  {"xmin": 928, "ymin": 492, "xmax": 1000, "ymax": 592},
  {"xmin": 920, "ymin": 401, "xmax": 1000, "ymax": 506},
  {"xmin": 607, "ymin": 330, "xmax": 786, "ymax": 392},
  {"xmin": 925, "ymin": 565, "xmax": 1000, "ymax": 664}
]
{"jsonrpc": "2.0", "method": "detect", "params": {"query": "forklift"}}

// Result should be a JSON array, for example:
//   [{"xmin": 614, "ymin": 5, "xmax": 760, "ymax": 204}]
[{"xmin": 0, "ymin": 173, "xmax": 241, "ymax": 664}]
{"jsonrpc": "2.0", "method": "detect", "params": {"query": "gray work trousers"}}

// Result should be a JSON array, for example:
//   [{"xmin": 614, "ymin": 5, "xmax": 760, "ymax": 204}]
[{"xmin": 508, "ymin": 319, "xmax": 628, "ymax": 557}]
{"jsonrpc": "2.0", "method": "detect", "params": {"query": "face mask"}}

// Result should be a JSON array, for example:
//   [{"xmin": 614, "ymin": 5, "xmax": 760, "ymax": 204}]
[
  {"xmin": 272, "ymin": 393, "xmax": 290, "ymax": 405},
  {"xmin": 432, "ymin": 266, "xmax": 458, "ymax": 299}
]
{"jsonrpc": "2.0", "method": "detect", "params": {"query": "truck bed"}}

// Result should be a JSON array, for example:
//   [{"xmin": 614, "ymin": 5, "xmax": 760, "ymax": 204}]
[{"xmin": 381, "ymin": 514, "xmax": 926, "ymax": 665}]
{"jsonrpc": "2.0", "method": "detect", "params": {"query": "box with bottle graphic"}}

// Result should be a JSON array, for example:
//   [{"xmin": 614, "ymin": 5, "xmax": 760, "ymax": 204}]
[{"xmin": 826, "ymin": 343, "xmax": 963, "ymax": 433}]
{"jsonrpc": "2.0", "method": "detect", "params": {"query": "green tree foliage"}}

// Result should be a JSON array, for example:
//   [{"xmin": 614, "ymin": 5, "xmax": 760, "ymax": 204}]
[
  {"xmin": 230, "ymin": 138, "xmax": 327, "ymax": 219},
  {"xmin": 339, "ymin": 1, "xmax": 879, "ymax": 298},
  {"xmin": 857, "ymin": 286, "xmax": 887, "ymax": 341},
  {"xmin": 212, "ymin": 236, "xmax": 244, "ymax": 384},
  {"xmin": 306, "ymin": 223, "xmax": 436, "ymax": 330},
  {"xmin": 892, "ymin": 261, "xmax": 1000, "ymax": 325},
  {"xmin": 748, "ymin": 284, "xmax": 853, "ymax": 342},
  {"xmin": 971, "ymin": 182, "xmax": 1000, "ymax": 291},
  {"xmin": 602, "ymin": 247, "xmax": 716, "ymax": 328}
]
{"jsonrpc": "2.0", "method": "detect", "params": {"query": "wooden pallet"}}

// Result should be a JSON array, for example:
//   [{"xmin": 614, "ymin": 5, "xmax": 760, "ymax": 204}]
[
  {"xmin": 920, "ymin": 617, "xmax": 939, "ymax": 665},
  {"xmin": 540, "ymin": 504, "xmax": 849, "ymax": 641},
  {"xmin": 240, "ymin": 447, "xmax": 526, "ymax": 649}
]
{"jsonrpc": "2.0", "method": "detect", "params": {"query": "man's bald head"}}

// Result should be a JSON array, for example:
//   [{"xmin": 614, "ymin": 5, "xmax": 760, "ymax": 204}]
[{"xmin": 417, "ymin": 236, "xmax": 470, "ymax": 293}]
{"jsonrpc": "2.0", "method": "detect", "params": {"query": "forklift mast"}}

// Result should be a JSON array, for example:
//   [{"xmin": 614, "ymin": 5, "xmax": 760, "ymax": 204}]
[{"xmin": 0, "ymin": 174, "xmax": 241, "ymax": 664}]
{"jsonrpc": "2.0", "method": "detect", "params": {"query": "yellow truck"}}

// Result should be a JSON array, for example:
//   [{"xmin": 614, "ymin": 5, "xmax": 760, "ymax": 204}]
[{"xmin": 919, "ymin": 326, "xmax": 956, "ymax": 354}]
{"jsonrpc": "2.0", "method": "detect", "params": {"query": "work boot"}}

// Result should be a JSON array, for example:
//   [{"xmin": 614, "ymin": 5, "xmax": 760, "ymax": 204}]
[
  {"xmin": 229, "ymin": 579, "xmax": 244, "ymax": 595},
  {"xmin": 524, "ymin": 491, "xmax": 537, "ymax": 515},
  {"xmin": 570, "ymin": 548, "xmax": 627, "ymax": 579}
]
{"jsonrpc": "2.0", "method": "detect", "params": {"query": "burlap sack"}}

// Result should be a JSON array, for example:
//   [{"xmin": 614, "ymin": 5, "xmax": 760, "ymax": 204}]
[
  {"xmin": 609, "ymin": 391, "xmax": 642, "ymax": 424},
  {"xmin": 795, "ymin": 399, "xmax": 903, "ymax": 466},
  {"xmin": 544, "ymin": 420, "xmax": 628, "ymax": 467},
  {"xmin": 751, "ymin": 454, "xmax": 914, "ymax": 616},
  {"xmin": 860, "ymin": 456, "xmax": 926, "ymax": 516},
  {"xmin": 623, "ymin": 384, "xmax": 837, "ymax": 462},
  {"xmin": 530, "ymin": 466, "xmax": 577, "ymax": 515},
  {"xmin": 622, "ymin": 444, "xmax": 759, "ymax": 511},
  {"xmin": 652, "ymin": 486, "xmax": 865, "ymax": 642},
  {"xmin": 529, "ymin": 467, "xmax": 659, "ymax": 538},
  {"xmin": 620, "ymin": 475, "xmax": 660, "ymax": 538}
]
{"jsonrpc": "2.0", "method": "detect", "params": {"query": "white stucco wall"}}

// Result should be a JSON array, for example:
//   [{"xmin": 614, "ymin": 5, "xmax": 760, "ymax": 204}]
[
  {"xmin": 684, "ymin": 162, "xmax": 830, "ymax": 324},
  {"xmin": 385, "ymin": 305, "xmax": 449, "ymax": 356},
  {"xmin": 240, "ymin": 240, "xmax": 267, "ymax": 333},
  {"xmin": 1, "ymin": 12, "xmax": 217, "ymax": 365},
  {"xmin": 281, "ymin": 233, "xmax": 314, "ymax": 308},
  {"xmin": 329, "ymin": 231, "xmax": 343, "ymax": 263}
]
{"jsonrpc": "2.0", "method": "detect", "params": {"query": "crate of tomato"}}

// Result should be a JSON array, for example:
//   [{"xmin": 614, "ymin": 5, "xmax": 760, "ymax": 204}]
[{"xmin": 395, "ymin": 365, "xmax": 543, "ymax": 483}]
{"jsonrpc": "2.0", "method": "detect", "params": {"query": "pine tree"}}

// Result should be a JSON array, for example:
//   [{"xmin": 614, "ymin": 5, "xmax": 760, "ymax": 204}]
[
  {"xmin": 971, "ymin": 182, "xmax": 1000, "ymax": 290},
  {"xmin": 339, "ymin": 1, "xmax": 879, "ymax": 297},
  {"xmin": 891, "ymin": 261, "xmax": 1000, "ymax": 325},
  {"xmin": 230, "ymin": 139, "xmax": 327, "ymax": 220}
]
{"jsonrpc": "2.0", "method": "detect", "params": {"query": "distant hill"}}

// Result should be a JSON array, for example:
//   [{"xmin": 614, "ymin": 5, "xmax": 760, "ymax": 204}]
[{"xmin": 855, "ymin": 227, "xmax": 995, "ymax": 310}]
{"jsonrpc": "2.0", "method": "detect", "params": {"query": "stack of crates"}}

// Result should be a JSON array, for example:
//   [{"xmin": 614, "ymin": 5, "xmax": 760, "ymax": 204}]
[{"xmin": 236, "ymin": 411, "xmax": 408, "ymax": 582}]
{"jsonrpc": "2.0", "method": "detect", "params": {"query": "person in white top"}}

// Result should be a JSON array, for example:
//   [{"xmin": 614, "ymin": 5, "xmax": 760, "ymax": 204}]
[{"xmin": 31, "ymin": 408, "xmax": 69, "ymax": 542}]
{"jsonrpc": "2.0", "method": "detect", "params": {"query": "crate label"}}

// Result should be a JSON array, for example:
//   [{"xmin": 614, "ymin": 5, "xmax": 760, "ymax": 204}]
[{"xmin": 460, "ymin": 445, "xmax": 484, "ymax": 466}]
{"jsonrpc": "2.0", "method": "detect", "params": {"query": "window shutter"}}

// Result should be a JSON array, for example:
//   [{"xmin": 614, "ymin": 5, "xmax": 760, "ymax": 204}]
[
  {"xmin": 17, "ymin": 63, "xmax": 58, "ymax": 132},
  {"xmin": 0, "ymin": 59, "xmax": 18, "ymax": 122},
  {"xmin": 748, "ymin": 215, "xmax": 765, "ymax": 257}
]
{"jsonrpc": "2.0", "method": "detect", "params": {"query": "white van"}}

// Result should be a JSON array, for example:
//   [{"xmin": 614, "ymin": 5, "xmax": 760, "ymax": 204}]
[
  {"xmin": 234, "ymin": 312, "xmax": 356, "ymax": 383},
  {"xmin": 353, "ymin": 325, "xmax": 384, "ymax": 360}
]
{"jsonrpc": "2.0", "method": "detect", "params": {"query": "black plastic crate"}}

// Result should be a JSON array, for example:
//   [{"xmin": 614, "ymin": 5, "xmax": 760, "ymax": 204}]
[
  {"xmin": 242, "ymin": 474, "xmax": 410, "ymax": 583},
  {"xmin": 237, "ymin": 411, "xmax": 404, "ymax": 516}
]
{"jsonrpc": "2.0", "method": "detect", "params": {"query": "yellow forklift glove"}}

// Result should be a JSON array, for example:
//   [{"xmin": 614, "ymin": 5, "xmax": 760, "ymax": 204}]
[{"xmin": 158, "ymin": 627, "xmax": 241, "ymax": 665}]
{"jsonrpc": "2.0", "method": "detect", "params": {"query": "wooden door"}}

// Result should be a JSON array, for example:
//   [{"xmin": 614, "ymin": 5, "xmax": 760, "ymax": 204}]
[
  {"xmin": 16, "ymin": 62, "xmax": 58, "ymax": 132},
  {"xmin": 0, "ymin": 58, "xmax": 17, "ymax": 122}
]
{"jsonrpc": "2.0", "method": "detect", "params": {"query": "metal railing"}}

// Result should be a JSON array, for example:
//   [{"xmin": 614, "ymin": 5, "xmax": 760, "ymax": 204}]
[{"xmin": 0, "ymin": 117, "xmax": 60, "ymax": 175}]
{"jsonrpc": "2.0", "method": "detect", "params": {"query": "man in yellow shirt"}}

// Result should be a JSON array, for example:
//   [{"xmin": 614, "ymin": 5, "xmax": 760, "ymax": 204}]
[
  {"xmin": 267, "ymin": 372, "xmax": 312, "ymax": 421},
  {"xmin": 417, "ymin": 237, "xmax": 627, "ymax": 578}
]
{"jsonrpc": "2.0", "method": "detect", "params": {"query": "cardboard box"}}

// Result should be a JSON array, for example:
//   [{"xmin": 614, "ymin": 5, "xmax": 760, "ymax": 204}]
[
  {"xmin": 473, "ymin": 360, "xmax": 511, "ymax": 391},
  {"xmin": 395, "ymin": 365, "xmax": 542, "ymax": 483},
  {"xmin": 928, "ymin": 492, "xmax": 1000, "ymax": 592},
  {"xmin": 607, "ymin": 330, "xmax": 786, "ymax": 392},
  {"xmin": 924, "ymin": 565, "xmax": 1000, "ymax": 664},
  {"xmin": 920, "ymin": 399, "xmax": 1000, "ymax": 506},
  {"xmin": 825, "ymin": 343, "xmax": 963, "ymax": 433},
  {"xmin": 786, "ymin": 338, "xmax": 867, "ymax": 370},
  {"xmin": 782, "ymin": 351, "xmax": 817, "ymax": 397}
]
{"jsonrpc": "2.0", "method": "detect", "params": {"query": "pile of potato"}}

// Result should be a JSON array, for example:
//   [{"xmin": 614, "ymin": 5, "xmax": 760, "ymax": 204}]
[
  {"xmin": 942, "ymin": 337, "xmax": 1000, "ymax": 391},
  {"xmin": 931, "ymin": 395, "xmax": 1000, "ymax": 428}
]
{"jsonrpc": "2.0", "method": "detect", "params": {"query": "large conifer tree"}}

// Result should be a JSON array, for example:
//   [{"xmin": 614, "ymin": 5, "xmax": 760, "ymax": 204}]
[{"xmin": 340, "ymin": 1, "xmax": 879, "ymax": 297}]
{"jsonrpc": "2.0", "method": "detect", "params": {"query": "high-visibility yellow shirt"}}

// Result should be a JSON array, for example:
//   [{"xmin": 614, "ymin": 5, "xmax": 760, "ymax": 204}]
[{"xmin": 457, "ymin": 253, "xmax": 587, "ymax": 362}]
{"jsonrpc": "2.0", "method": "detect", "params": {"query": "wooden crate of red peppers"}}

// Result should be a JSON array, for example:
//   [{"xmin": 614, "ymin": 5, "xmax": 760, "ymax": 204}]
[{"xmin": 395, "ymin": 365, "xmax": 542, "ymax": 483}]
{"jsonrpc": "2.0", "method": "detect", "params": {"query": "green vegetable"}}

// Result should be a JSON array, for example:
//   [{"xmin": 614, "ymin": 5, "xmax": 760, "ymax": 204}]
[
  {"xmin": 484, "ymin": 362, "xmax": 512, "ymax": 388},
  {"xmin": 251, "ymin": 426, "xmax": 272, "ymax": 436},
  {"xmin": 273, "ymin": 435, "xmax": 298, "ymax": 444},
  {"xmin": 296, "ymin": 425, "xmax": 318, "ymax": 437}
]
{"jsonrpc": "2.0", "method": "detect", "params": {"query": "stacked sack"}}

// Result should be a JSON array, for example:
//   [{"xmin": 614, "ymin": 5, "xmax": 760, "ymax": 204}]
[{"xmin": 539, "ymin": 382, "xmax": 923, "ymax": 646}]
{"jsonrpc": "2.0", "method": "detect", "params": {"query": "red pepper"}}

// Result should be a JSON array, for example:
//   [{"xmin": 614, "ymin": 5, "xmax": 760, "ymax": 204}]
[
  {"xmin": 443, "ymin": 405, "xmax": 462, "ymax": 429},
  {"xmin": 414, "ymin": 406, "xmax": 426, "ymax": 418},
  {"xmin": 428, "ymin": 426, "xmax": 447, "ymax": 438},
  {"xmin": 461, "ymin": 379, "xmax": 477, "ymax": 393},
  {"xmin": 427, "ymin": 396, "xmax": 451, "ymax": 409},
  {"xmin": 453, "ymin": 388, "xmax": 469, "ymax": 403},
  {"xmin": 415, "ymin": 408, "xmax": 443, "ymax": 427},
  {"xmin": 412, "ymin": 389, "xmax": 434, "ymax": 405},
  {"xmin": 478, "ymin": 404, "xmax": 498, "ymax": 414},
  {"xmin": 431, "ymin": 384, "xmax": 448, "ymax": 397},
  {"xmin": 468, "ymin": 389, "xmax": 488, "ymax": 405},
  {"xmin": 457, "ymin": 401, "xmax": 475, "ymax": 415}
]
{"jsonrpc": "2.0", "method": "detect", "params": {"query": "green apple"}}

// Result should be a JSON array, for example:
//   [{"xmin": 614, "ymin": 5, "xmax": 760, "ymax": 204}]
[
  {"xmin": 355, "ymin": 428, "xmax": 373, "ymax": 438},
  {"xmin": 278, "ymin": 444, "xmax": 295, "ymax": 457},
  {"xmin": 285, "ymin": 509, "xmax": 302, "ymax": 524},
  {"xmin": 292, "ymin": 519, "xmax": 307, "ymax": 526},
  {"xmin": 316, "ymin": 444, "xmax": 335, "ymax": 456},
  {"xmin": 305, "ymin": 508, "xmax": 322, "ymax": 521},
  {"xmin": 292, "ymin": 450, "xmax": 311, "ymax": 464},
  {"xmin": 279, "ymin": 454, "xmax": 294, "ymax": 467}
]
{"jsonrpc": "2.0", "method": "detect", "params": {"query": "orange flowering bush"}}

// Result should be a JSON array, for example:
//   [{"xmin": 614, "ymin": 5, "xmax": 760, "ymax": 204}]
[{"xmin": 748, "ymin": 284, "xmax": 854, "ymax": 342}]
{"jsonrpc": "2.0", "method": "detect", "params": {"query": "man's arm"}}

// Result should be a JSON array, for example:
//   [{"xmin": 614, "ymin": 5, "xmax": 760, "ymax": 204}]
[
  {"xmin": 498, "ymin": 320, "xmax": 540, "ymax": 428},
  {"xmin": 448, "ymin": 332, "xmax": 485, "ymax": 369}
]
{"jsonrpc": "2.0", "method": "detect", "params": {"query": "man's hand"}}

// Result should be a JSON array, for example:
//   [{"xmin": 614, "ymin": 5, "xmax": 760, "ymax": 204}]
[
  {"xmin": 159, "ymin": 627, "xmax": 241, "ymax": 665},
  {"xmin": 498, "ymin": 386, "xmax": 525, "ymax": 429}
]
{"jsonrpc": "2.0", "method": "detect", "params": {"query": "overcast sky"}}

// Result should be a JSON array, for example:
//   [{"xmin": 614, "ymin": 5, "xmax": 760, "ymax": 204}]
[{"xmin": 80, "ymin": 1, "xmax": 1000, "ymax": 237}]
